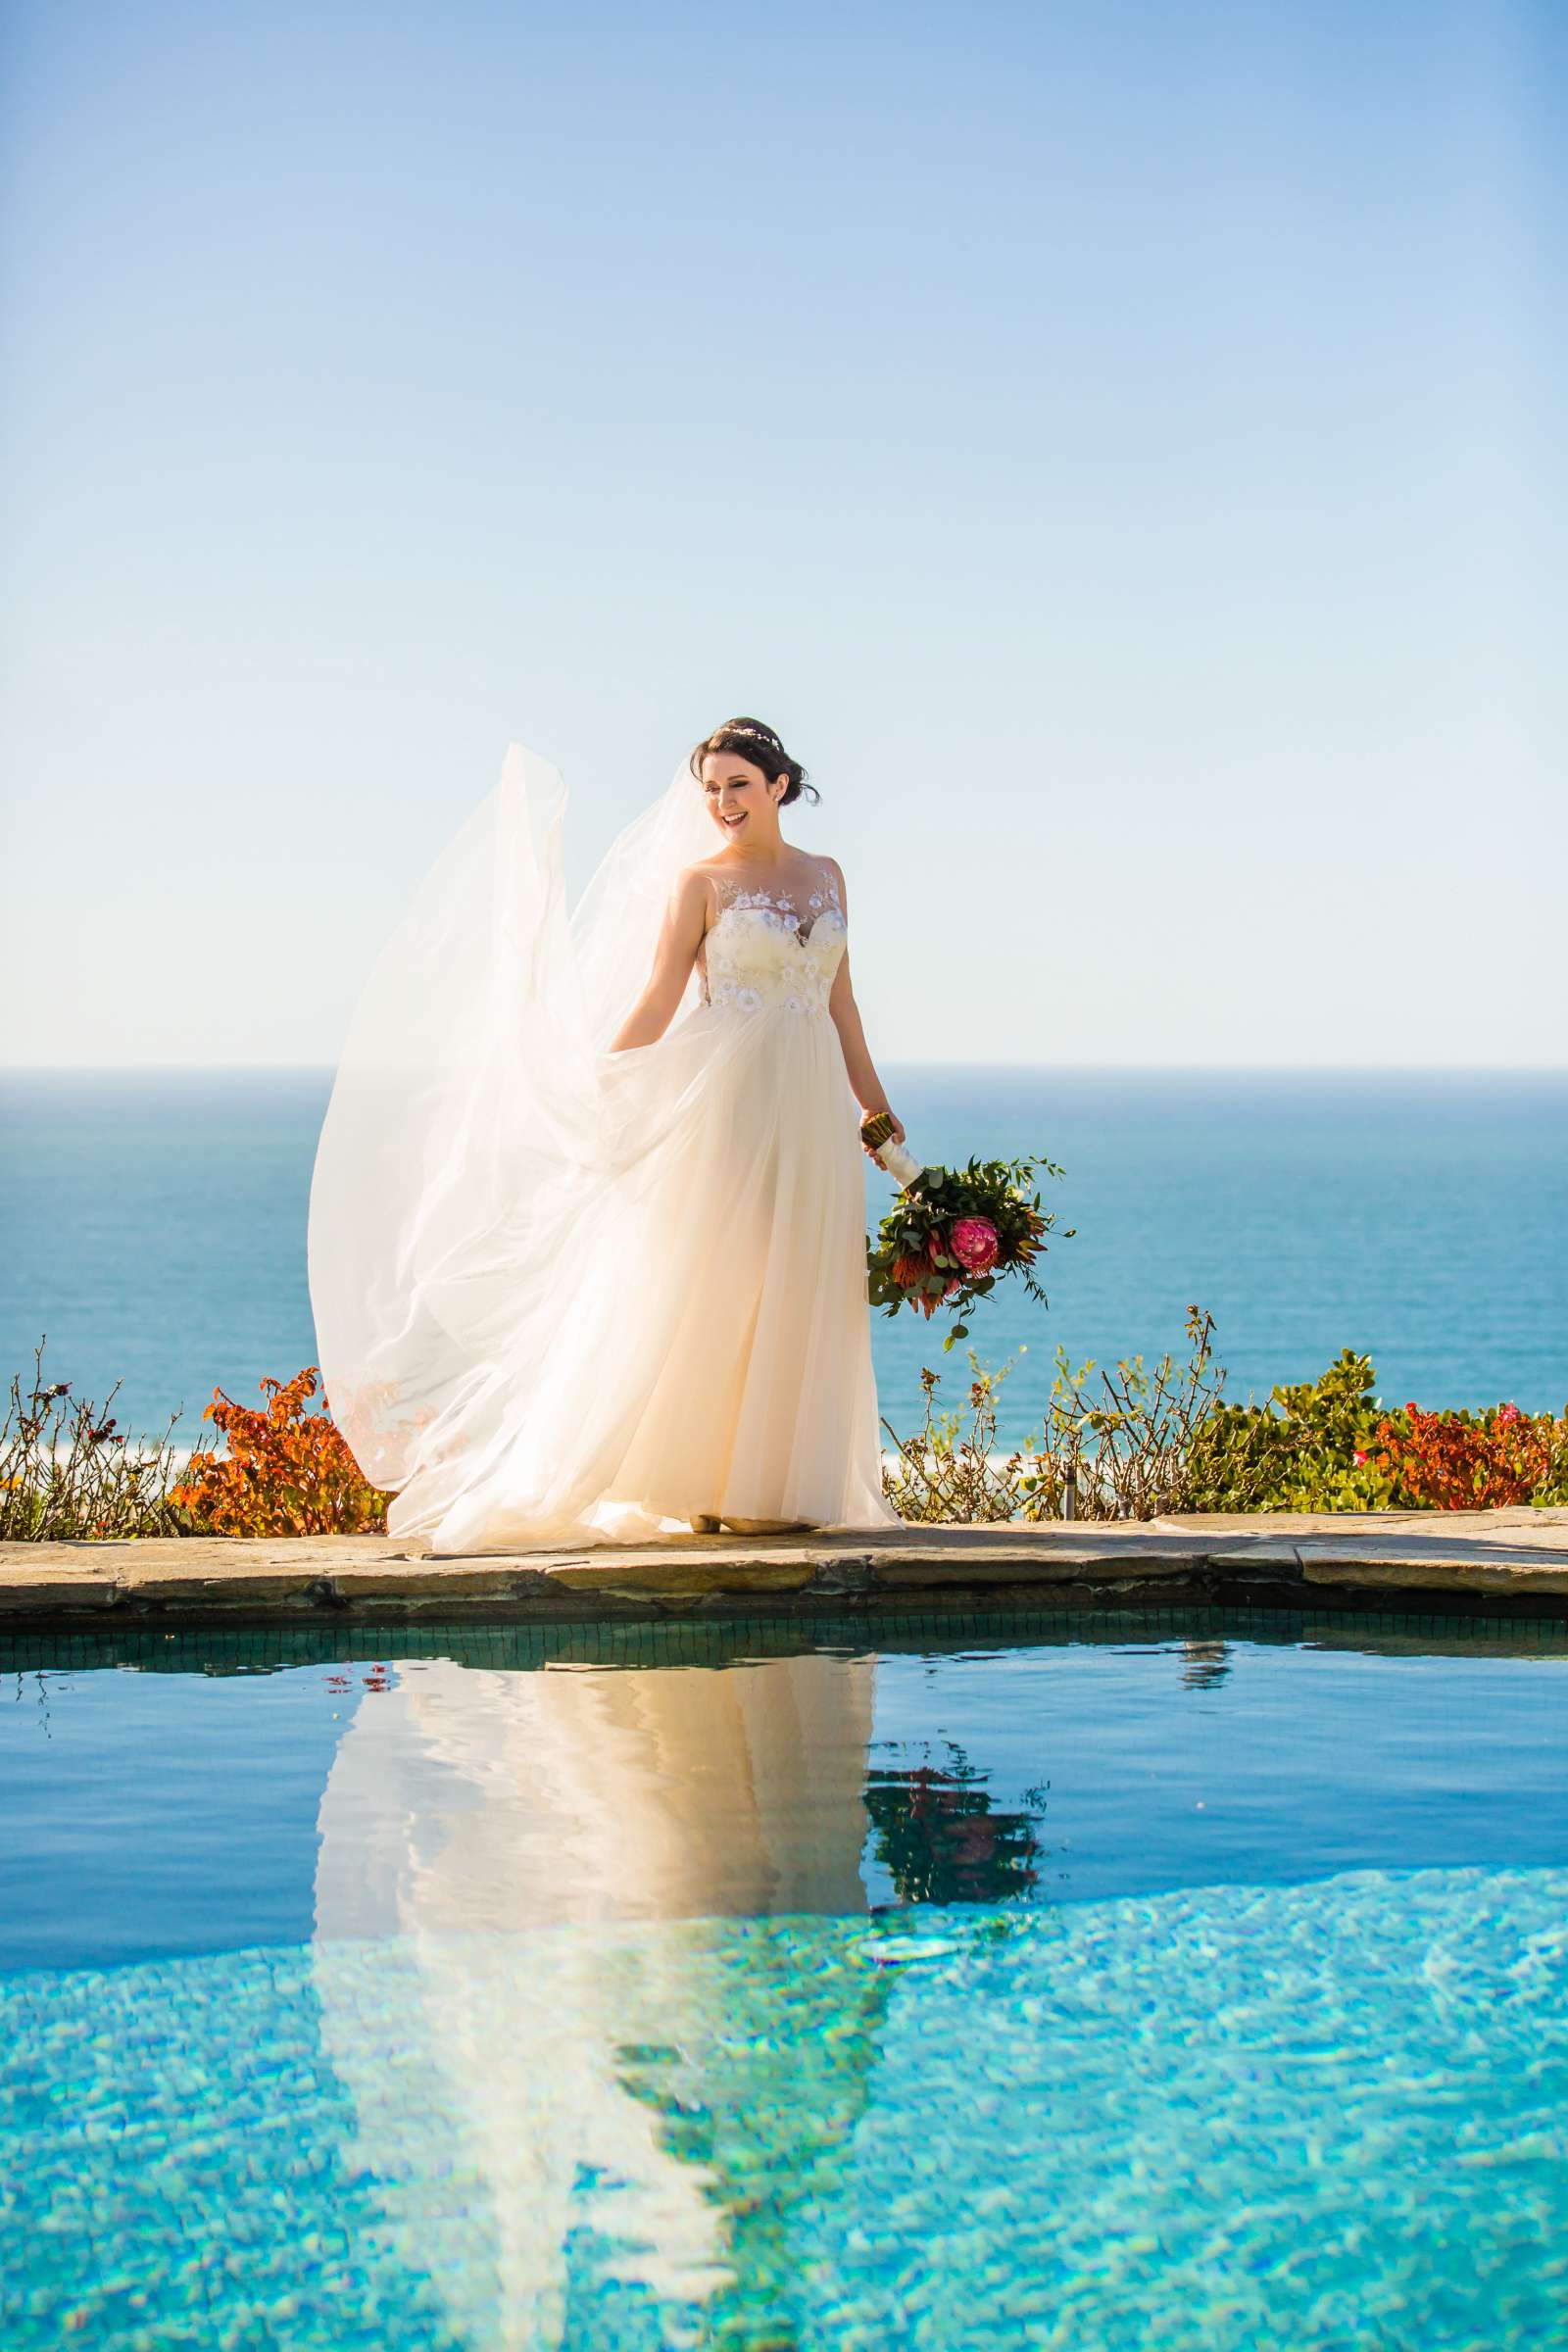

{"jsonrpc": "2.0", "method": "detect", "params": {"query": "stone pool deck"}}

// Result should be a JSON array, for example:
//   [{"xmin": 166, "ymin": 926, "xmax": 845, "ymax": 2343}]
[{"xmin": 2, "ymin": 1509, "xmax": 1567, "ymax": 1626}]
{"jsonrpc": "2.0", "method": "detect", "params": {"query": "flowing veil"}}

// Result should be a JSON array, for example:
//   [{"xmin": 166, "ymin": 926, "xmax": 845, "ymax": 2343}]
[{"xmin": 307, "ymin": 743, "xmax": 714, "ymax": 1504}]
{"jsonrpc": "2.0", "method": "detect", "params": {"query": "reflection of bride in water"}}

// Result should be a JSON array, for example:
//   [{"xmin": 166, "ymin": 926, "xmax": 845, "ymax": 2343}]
[{"xmin": 311, "ymin": 1648, "xmax": 891, "ymax": 2346}]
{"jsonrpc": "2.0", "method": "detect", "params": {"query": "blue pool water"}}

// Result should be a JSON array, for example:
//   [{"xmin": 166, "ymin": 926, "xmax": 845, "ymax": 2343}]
[
  {"xmin": 3, "ymin": 1609, "xmax": 1567, "ymax": 2346},
  {"xmin": 4, "ymin": 1067, "xmax": 1566, "ymax": 1449}
]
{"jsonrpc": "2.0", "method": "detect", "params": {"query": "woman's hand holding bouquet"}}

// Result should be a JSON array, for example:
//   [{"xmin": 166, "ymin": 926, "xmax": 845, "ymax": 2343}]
[{"xmin": 860, "ymin": 1109, "xmax": 1067, "ymax": 1351}]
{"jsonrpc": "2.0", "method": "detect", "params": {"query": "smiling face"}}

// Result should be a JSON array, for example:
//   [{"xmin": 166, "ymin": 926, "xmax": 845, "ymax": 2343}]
[{"xmin": 700, "ymin": 751, "xmax": 782, "ymax": 846}]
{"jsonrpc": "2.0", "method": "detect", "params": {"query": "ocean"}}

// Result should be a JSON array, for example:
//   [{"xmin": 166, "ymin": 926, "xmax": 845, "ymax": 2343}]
[{"xmin": 2, "ymin": 1068, "xmax": 1563, "ymax": 1452}]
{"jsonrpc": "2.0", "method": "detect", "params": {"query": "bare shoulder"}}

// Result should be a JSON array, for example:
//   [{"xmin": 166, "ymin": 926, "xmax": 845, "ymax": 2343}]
[{"xmin": 670, "ymin": 861, "xmax": 720, "ymax": 932}]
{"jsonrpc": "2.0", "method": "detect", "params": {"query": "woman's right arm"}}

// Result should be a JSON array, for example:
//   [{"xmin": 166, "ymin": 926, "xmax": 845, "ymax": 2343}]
[{"xmin": 607, "ymin": 868, "xmax": 710, "ymax": 1052}]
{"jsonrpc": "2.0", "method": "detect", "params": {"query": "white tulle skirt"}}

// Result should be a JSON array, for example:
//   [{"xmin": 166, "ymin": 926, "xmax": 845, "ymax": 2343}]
[
  {"xmin": 307, "ymin": 744, "xmax": 904, "ymax": 1555},
  {"xmin": 404, "ymin": 998, "xmax": 897, "ymax": 1553}
]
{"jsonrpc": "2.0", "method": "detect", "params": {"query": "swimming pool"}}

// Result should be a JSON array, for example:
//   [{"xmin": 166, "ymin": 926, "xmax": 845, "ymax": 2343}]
[{"xmin": 4, "ymin": 1608, "xmax": 1566, "ymax": 2347}]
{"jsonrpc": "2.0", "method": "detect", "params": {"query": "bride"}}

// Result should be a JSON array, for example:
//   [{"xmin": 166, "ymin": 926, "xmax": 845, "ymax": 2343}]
[{"xmin": 308, "ymin": 716, "xmax": 909, "ymax": 1554}]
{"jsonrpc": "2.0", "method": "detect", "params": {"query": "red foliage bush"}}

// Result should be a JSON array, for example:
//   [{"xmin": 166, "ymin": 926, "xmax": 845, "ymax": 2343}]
[
  {"xmin": 172, "ymin": 1368, "xmax": 391, "ymax": 1536},
  {"xmin": 1370, "ymin": 1401, "xmax": 1560, "ymax": 1511}
]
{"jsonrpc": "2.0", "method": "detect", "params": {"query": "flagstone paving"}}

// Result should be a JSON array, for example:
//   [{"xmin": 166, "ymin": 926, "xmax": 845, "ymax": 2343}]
[{"xmin": 1, "ymin": 1511, "xmax": 1566, "ymax": 1624}]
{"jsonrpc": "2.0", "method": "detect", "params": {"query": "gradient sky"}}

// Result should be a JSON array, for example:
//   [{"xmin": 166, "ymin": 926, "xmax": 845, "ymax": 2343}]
[{"xmin": 3, "ymin": 0, "xmax": 1562, "ymax": 1068}]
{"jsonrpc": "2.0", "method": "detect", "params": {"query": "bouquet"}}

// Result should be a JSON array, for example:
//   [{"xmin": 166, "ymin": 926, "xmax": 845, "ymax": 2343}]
[{"xmin": 860, "ymin": 1110, "xmax": 1067, "ymax": 1350}]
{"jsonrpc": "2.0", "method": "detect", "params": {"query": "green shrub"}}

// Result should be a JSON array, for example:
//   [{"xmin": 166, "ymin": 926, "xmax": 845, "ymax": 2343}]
[{"xmin": 1184, "ymin": 1349, "xmax": 1409, "ymax": 1513}]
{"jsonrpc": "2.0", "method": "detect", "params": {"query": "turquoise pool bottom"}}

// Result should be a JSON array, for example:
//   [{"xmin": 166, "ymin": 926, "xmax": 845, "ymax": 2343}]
[{"xmin": 7, "ymin": 1866, "xmax": 1566, "ymax": 2351}]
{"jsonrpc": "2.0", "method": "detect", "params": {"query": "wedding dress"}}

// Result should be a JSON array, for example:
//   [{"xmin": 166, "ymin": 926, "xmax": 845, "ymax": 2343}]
[{"xmin": 307, "ymin": 742, "xmax": 905, "ymax": 1554}]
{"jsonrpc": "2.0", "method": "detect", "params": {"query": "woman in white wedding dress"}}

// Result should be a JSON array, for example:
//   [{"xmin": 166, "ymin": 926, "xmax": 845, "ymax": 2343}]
[{"xmin": 308, "ymin": 717, "xmax": 908, "ymax": 1554}]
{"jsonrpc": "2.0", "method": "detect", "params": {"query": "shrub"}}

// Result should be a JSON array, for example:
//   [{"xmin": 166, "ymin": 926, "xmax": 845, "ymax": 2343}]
[
  {"xmin": 882, "ymin": 1307, "xmax": 1230, "ymax": 1523},
  {"xmin": 1186, "ymin": 1362, "xmax": 1568, "ymax": 1513},
  {"xmin": 1021, "ymin": 1307, "xmax": 1232, "ymax": 1520},
  {"xmin": 0, "ymin": 1340, "xmax": 186, "ymax": 1541},
  {"xmin": 882, "ymin": 1321, "xmax": 1568, "ymax": 1520},
  {"xmin": 1368, "ymin": 1401, "xmax": 1568, "ymax": 1510},
  {"xmin": 171, "ymin": 1368, "xmax": 391, "ymax": 1536},
  {"xmin": 1182, "ymin": 1348, "xmax": 1407, "ymax": 1512},
  {"xmin": 881, "ymin": 1356, "xmax": 1024, "ymax": 1523}
]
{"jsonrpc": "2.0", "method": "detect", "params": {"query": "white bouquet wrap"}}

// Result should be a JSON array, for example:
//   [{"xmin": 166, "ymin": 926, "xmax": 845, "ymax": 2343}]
[
  {"xmin": 860, "ymin": 1109, "xmax": 923, "ymax": 1191},
  {"xmin": 875, "ymin": 1138, "xmax": 923, "ymax": 1188}
]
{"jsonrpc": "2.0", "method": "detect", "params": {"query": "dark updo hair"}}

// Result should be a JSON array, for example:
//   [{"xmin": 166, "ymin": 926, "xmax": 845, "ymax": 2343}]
[{"xmin": 689, "ymin": 715, "xmax": 819, "ymax": 808}]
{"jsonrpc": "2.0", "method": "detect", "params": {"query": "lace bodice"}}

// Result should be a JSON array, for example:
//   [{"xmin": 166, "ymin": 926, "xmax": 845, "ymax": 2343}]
[{"xmin": 696, "ymin": 857, "xmax": 847, "ymax": 1017}]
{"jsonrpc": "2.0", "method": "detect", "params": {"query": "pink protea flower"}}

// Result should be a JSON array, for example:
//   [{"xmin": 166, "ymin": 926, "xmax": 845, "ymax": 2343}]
[
  {"xmin": 1498, "ymin": 1401, "xmax": 1522, "ymax": 1425},
  {"xmin": 949, "ymin": 1216, "xmax": 1001, "ymax": 1275}
]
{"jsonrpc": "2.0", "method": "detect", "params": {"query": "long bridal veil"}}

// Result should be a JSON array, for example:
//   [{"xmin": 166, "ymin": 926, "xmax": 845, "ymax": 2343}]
[{"xmin": 307, "ymin": 742, "xmax": 715, "ymax": 1524}]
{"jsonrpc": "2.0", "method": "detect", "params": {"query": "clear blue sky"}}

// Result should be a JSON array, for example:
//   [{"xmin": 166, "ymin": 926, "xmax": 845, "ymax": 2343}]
[{"xmin": 3, "ymin": 0, "xmax": 1562, "ymax": 1066}]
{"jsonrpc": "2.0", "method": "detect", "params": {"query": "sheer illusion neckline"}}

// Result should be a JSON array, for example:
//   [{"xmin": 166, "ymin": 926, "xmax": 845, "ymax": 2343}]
[{"xmin": 704, "ymin": 856, "xmax": 843, "ymax": 944}]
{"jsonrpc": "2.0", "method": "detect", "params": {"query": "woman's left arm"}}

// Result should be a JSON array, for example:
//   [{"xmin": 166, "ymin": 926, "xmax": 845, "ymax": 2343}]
[{"xmin": 824, "ymin": 859, "xmax": 906, "ymax": 1158}]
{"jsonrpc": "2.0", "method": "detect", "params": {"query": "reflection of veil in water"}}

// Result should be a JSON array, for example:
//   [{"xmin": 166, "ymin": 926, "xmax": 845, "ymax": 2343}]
[{"xmin": 312, "ymin": 1654, "xmax": 890, "ymax": 2346}]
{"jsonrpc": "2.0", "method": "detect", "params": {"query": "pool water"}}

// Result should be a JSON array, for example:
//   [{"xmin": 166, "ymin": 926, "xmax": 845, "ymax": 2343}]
[{"xmin": 4, "ymin": 1609, "xmax": 1566, "ymax": 2348}]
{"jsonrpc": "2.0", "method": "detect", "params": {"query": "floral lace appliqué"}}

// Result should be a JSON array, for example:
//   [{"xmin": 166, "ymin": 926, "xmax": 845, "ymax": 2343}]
[
  {"xmin": 710, "ymin": 864, "xmax": 843, "ymax": 940},
  {"xmin": 697, "ymin": 858, "xmax": 846, "ymax": 1016}
]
